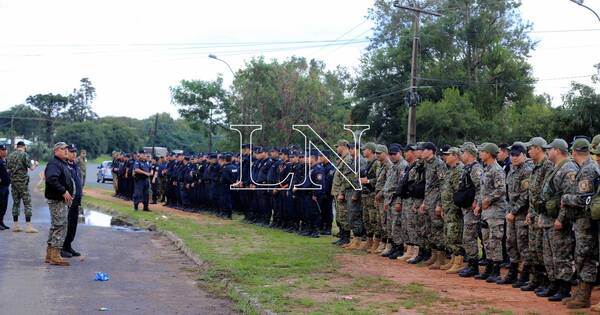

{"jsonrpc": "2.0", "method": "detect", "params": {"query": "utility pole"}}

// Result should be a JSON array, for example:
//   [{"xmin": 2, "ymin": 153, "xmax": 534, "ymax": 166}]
[{"xmin": 393, "ymin": 1, "xmax": 441, "ymax": 144}]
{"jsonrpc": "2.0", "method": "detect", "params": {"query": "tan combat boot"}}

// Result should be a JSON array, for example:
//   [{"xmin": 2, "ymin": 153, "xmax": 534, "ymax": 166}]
[
  {"xmin": 342, "ymin": 236, "xmax": 355, "ymax": 248},
  {"xmin": 440, "ymin": 255, "xmax": 455, "ymax": 270},
  {"xmin": 567, "ymin": 282, "xmax": 592, "ymax": 309},
  {"xmin": 12, "ymin": 222, "xmax": 22, "ymax": 232},
  {"xmin": 380, "ymin": 243, "xmax": 392, "ymax": 255},
  {"xmin": 562, "ymin": 283, "xmax": 579, "ymax": 305},
  {"xmin": 446, "ymin": 256, "xmax": 465, "ymax": 274},
  {"xmin": 397, "ymin": 245, "xmax": 413, "ymax": 261},
  {"xmin": 48, "ymin": 247, "xmax": 70, "ymax": 266},
  {"xmin": 358, "ymin": 238, "xmax": 372, "ymax": 251},
  {"xmin": 345, "ymin": 237, "xmax": 361, "ymax": 250},
  {"xmin": 420, "ymin": 249, "xmax": 438, "ymax": 267},
  {"xmin": 45, "ymin": 246, "xmax": 51, "ymax": 263},
  {"xmin": 368, "ymin": 238, "xmax": 380, "ymax": 253},
  {"xmin": 25, "ymin": 222, "xmax": 39, "ymax": 233},
  {"xmin": 375, "ymin": 240, "xmax": 387, "ymax": 253},
  {"xmin": 428, "ymin": 250, "xmax": 446, "ymax": 270},
  {"xmin": 409, "ymin": 246, "xmax": 420, "ymax": 260},
  {"xmin": 590, "ymin": 301, "xmax": 600, "ymax": 312}
]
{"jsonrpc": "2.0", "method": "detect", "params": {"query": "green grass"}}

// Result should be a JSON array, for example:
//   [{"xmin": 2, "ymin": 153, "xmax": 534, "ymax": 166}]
[
  {"xmin": 90, "ymin": 154, "xmax": 112, "ymax": 164},
  {"xmin": 82, "ymin": 194, "xmax": 454, "ymax": 314}
]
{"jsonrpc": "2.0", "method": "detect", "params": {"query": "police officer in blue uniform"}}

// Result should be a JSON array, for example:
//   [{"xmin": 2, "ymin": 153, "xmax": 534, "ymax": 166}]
[
  {"xmin": 125, "ymin": 152, "xmax": 137, "ymax": 200},
  {"xmin": 267, "ymin": 148, "xmax": 283, "ymax": 228},
  {"xmin": 219, "ymin": 153, "xmax": 239, "ymax": 219},
  {"xmin": 279, "ymin": 149, "xmax": 295, "ymax": 231},
  {"xmin": 298, "ymin": 150, "xmax": 325, "ymax": 238},
  {"xmin": 319, "ymin": 151, "xmax": 335, "ymax": 235},
  {"xmin": 133, "ymin": 151, "xmax": 152, "ymax": 211},
  {"xmin": 256, "ymin": 148, "xmax": 275, "ymax": 226},
  {"xmin": 0, "ymin": 145, "xmax": 11, "ymax": 230},
  {"xmin": 292, "ymin": 151, "xmax": 306, "ymax": 233},
  {"xmin": 249, "ymin": 147, "xmax": 265, "ymax": 223}
]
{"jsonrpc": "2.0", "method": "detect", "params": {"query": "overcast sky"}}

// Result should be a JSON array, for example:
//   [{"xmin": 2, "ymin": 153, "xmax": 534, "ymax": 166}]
[{"xmin": 0, "ymin": 0, "xmax": 598, "ymax": 120}]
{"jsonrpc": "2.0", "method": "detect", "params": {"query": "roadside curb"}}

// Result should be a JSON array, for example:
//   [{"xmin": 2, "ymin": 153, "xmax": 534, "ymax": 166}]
[{"xmin": 82, "ymin": 199, "xmax": 277, "ymax": 315}]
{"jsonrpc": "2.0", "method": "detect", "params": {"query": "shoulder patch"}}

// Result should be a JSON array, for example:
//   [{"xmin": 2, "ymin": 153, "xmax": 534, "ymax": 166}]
[
  {"xmin": 579, "ymin": 179, "xmax": 593, "ymax": 193},
  {"xmin": 521, "ymin": 179, "xmax": 529, "ymax": 190}
]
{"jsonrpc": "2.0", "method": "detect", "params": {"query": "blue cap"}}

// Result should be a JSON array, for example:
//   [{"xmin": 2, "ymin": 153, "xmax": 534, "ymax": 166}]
[
  {"xmin": 242, "ymin": 144, "xmax": 250, "ymax": 149},
  {"xmin": 209, "ymin": 153, "xmax": 217, "ymax": 159},
  {"xmin": 388, "ymin": 144, "xmax": 402, "ymax": 154},
  {"xmin": 281, "ymin": 148, "xmax": 290, "ymax": 155},
  {"xmin": 310, "ymin": 149, "xmax": 321, "ymax": 157}
]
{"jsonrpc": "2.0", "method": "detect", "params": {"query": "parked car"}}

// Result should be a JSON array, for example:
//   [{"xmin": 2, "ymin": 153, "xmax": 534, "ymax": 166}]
[{"xmin": 96, "ymin": 161, "xmax": 113, "ymax": 183}]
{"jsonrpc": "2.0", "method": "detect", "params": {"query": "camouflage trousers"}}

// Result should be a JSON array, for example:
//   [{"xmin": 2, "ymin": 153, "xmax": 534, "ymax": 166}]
[
  {"xmin": 362, "ymin": 193, "xmax": 380, "ymax": 238},
  {"xmin": 573, "ymin": 217, "xmax": 598, "ymax": 283},
  {"xmin": 400, "ymin": 198, "xmax": 414, "ymax": 245},
  {"xmin": 381, "ymin": 194, "xmax": 395, "ymax": 240},
  {"xmin": 47, "ymin": 199, "xmax": 69, "ymax": 248},
  {"xmin": 462, "ymin": 209, "xmax": 480, "ymax": 259},
  {"xmin": 482, "ymin": 218, "xmax": 504, "ymax": 262},
  {"xmin": 159, "ymin": 176, "xmax": 166, "ymax": 201},
  {"xmin": 506, "ymin": 218, "xmax": 529, "ymax": 264},
  {"xmin": 345, "ymin": 191, "xmax": 364, "ymax": 237},
  {"xmin": 528, "ymin": 214, "xmax": 544, "ymax": 266},
  {"xmin": 413, "ymin": 200, "xmax": 428, "ymax": 247},
  {"xmin": 444, "ymin": 209, "xmax": 463, "ymax": 256},
  {"xmin": 112, "ymin": 171, "xmax": 119, "ymax": 194},
  {"xmin": 542, "ymin": 224, "xmax": 573, "ymax": 282},
  {"xmin": 11, "ymin": 179, "xmax": 32, "ymax": 218},
  {"xmin": 335, "ymin": 196, "xmax": 350, "ymax": 232},
  {"xmin": 428, "ymin": 206, "xmax": 445, "ymax": 250}
]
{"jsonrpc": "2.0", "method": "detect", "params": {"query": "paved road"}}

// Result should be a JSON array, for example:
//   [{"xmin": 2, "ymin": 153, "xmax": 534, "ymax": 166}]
[{"xmin": 0, "ymin": 167, "xmax": 235, "ymax": 315}]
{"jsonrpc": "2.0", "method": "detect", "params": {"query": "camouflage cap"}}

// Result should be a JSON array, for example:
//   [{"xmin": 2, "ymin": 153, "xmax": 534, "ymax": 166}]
[
  {"xmin": 336, "ymin": 139, "xmax": 349, "ymax": 148},
  {"xmin": 375, "ymin": 144, "xmax": 388, "ymax": 154},
  {"xmin": 461, "ymin": 142, "xmax": 478, "ymax": 156},
  {"xmin": 478, "ymin": 142, "xmax": 499, "ymax": 155},
  {"xmin": 571, "ymin": 138, "xmax": 591, "ymax": 153},
  {"xmin": 363, "ymin": 142, "xmax": 377, "ymax": 152},
  {"xmin": 443, "ymin": 147, "xmax": 461, "ymax": 156},
  {"xmin": 524, "ymin": 137, "xmax": 547, "ymax": 149},
  {"xmin": 592, "ymin": 135, "xmax": 600, "ymax": 148},
  {"xmin": 592, "ymin": 146, "xmax": 600, "ymax": 155},
  {"xmin": 542, "ymin": 138, "xmax": 568, "ymax": 152}
]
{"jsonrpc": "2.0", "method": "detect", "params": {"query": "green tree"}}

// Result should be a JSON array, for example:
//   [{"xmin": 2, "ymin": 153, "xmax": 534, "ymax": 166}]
[
  {"xmin": 65, "ymin": 78, "xmax": 98, "ymax": 122},
  {"xmin": 55, "ymin": 121, "xmax": 108, "ymax": 158},
  {"xmin": 0, "ymin": 105, "xmax": 44, "ymax": 141},
  {"xmin": 26, "ymin": 93, "xmax": 69, "ymax": 144},
  {"xmin": 171, "ymin": 77, "xmax": 229, "ymax": 152}
]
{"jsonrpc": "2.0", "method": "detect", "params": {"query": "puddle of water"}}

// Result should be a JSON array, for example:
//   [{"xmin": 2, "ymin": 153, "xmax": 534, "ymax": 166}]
[
  {"xmin": 111, "ymin": 226, "xmax": 146, "ymax": 233},
  {"xmin": 84, "ymin": 209, "xmax": 112, "ymax": 227}
]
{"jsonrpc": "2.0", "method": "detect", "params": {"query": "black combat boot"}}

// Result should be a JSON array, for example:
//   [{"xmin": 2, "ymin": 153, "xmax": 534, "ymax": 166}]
[
  {"xmin": 535, "ymin": 276, "xmax": 550, "ymax": 295},
  {"xmin": 512, "ymin": 264, "xmax": 531, "ymax": 288},
  {"xmin": 521, "ymin": 265, "xmax": 544, "ymax": 291},
  {"xmin": 548, "ymin": 280, "xmax": 571, "ymax": 302},
  {"xmin": 486, "ymin": 261, "xmax": 502, "ymax": 283},
  {"xmin": 388, "ymin": 244, "xmax": 404, "ymax": 259},
  {"xmin": 537, "ymin": 280, "xmax": 559, "ymax": 297},
  {"xmin": 497, "ymin": 262, "xmax": 518, "ymax": 285},
  {"xmin": 408, "ymin": 248, "xmax": 427, "ymax": 264},
  {"xmin": 381, "ymin": 243, "xmax": 396, "ymax": 258},
  {"xmin": 459, "ymin": 258, "xmax": 480, "ymax": 278},
  {"xmin": 474, "ymin": 260, "xmax": 493, "ymax": 280}
]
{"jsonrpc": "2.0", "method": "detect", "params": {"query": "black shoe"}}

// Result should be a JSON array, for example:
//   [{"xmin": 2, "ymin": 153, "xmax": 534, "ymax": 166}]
[
  {"xmin": 387, "ymin": 246, "xmax": 401, "ymax": 259},
  {"xmin": 0, "ymin": 222, "xmax": 8, "ymax": 229},
  {"xmin": 548, "ymin": 280, "xmax": 571, "ymax": 302},
  {"xmin": 459, "ymin": 259, "xmax": 480, "ymax": 278},
  {"xmin": 520, "ymin": 281, "xmax": 539, "ymax": 291},
  {"xmin": 65, "ymin": 247, "xmax": 81, "ymax": 257},
  {"xmin": 60, "ymin": 249, "xmax": 73, "ymax": 258},
  {"xmin": 339, "ymin": 237, "xmax": 350, "ymax": 246},
  {"xmin": 537, "ymin": 281, "xmax": 558, "ymax": 297},
  {"xmin": 497, "ymin": 262, "xmax": 518, "ymax": 285},
  {"xmin": 143, "ymin": 207, "xmax": 151, "ymax": 212},
  {"xmin": 300, "ymin": 230, "xmax": 311, "ymax": 236},
  {"xmin": 475, "ymin": 260, "xmax": 493, "ymax": 280},
  {"xmin": 0, "ymin": 225, "xmax": 5, "ymax": 231},
  {"xmin": 512, "ymin": 265, "xmax": 531, "ymax": 288},
  {"xmin": 134, "ymin": 204, "xmax": 138, "ymax": 211},
  {"xmin": 309, "ymin": 231, "xmax": 320, "ymax": 238},
  {"xmin": 407, "ymin": 249, "xmax": 427, "ymax": 264},
  {"xmin": 486, "ymin": 262, "xmax": 501, "ymax": 283},
  {"xmin": 321, "ymin": 230, "xmax": 332, "ymax": 236}
]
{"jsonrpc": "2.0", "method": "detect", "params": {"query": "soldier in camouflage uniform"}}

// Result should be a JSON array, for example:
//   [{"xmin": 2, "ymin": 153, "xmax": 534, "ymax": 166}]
[
  {"xmin": 373, "ymin": 145, "xmax": 391, "ymax": 254},
  {"xmin": 358, "ymin": 142, "xmax": 381, "ymax": 251},
  {"xmin": 396, "ymin": 145, "xmax": 420, "ymax": 261},
  {"xmin": 344, "ymin": 142, "xmax": 366, "ymax": 250},
  {"xmin": 458, "ymin": 143, "xmax": 484, "ymax": 278},
  {"xmin": 407, "ymin": 144, "xmax": 428, "ymax": 264},
  {"xmin": 6, "ymin": 141, "xmax": 38, "ymax": 233},
  {"xmin": 473, "ymin": 143, "xmax": 507, "ymax": 283},
  {"xmin": 419, "ymin": 142, "xmax": 447, "ymax": 269},
  {"xmin": 521, "ymin": 137, "xmax": 555, "ymax": 292},
  {"xmin": 331, "ymin": 140, "xmax": 353, "ymax": 247},
  {"xmin": 382, "ymin": 144, "xmax": 407, "ymax": 258},
  {"xmin": 76, "ymin": 149, "xmax": 87, "ymax": 187},
  {"xmin": 497, "ymin": 143, "xmax": 533, "ymax": 285},
  {"xmin": 439, "ymin": 147, "xmax": 465, "ymax": 273},
  {"xmin": 534, "ymin": 139, "xmax": 578, "ymax": 302},
  {"xmin": 561, "ymin": 139, "xmax": 599, "ymax": 309}
]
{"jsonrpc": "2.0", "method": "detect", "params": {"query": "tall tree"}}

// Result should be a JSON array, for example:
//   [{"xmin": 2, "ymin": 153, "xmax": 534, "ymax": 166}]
[
  {"xmin": 353, "ymin": 0, "xmax": 537, "ymax": 143},
  {"xmin": 65, "ymin": 78, "xmax": 98, "ymax": 122},
  {"xmin": 170, "ymin": 76, "xmax": 230, "ymax": 152},
  {"xmin": 26, "ymin": 93, "xmax": 69, "ymax": 144}
]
